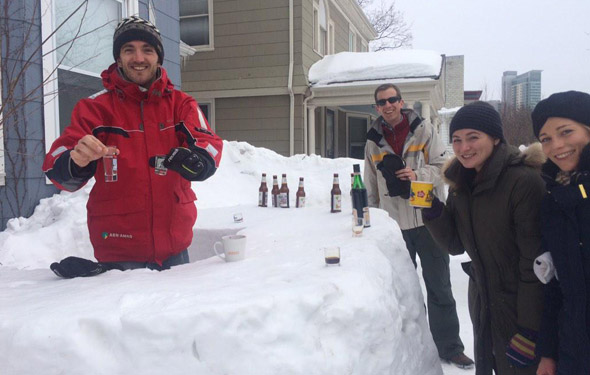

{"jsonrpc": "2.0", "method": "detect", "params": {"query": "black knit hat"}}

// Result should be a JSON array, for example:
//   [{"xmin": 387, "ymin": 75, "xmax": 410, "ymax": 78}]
[
  {"xmin": 449, "ymin": 101, "xmax": 504, "ymax": 141},
  {"xmin": 113, "ymin": 16, "xmax": 164, "ymax": 64},
  {"xmin": 531, "ymin": 91, "xmax": 590, "ymax": 138}
]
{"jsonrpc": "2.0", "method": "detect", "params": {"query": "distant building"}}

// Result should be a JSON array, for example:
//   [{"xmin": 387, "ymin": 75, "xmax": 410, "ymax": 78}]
[
  {"xmin": 486, "ymin": 100, "xmax": 501, "ymax": 112},
  {"xmin": 502, "ymin": 71, "xmax": 517, "ymax": 106},
  {"xmin": 464, "ymin": 90, "xmax": 482, "ymax": 105},
  {"xmin": 501, "ymin": 70, "xmax": 542, "ymax": 110},
  {"xmin": 444, "ymin": 55, "xmax": 464, "ymax": 108}
]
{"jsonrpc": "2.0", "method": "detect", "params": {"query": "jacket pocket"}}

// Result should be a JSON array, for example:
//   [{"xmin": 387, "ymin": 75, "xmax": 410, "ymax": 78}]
[
  {"xmin": 87, "ymin": 194, "xmax": 151, "ymax": 255},
  {"xmin": 170, "ymin": 187, "xmax": 197, "ymax": 250}
]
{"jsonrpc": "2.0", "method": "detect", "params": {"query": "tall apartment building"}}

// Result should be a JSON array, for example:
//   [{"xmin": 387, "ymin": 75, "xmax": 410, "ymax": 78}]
[
  {"xmin": 501, "ymin": 70, "xmax": 542, "ymax": 109},
  {"xmin": 502, "ymin": 71, "xmax": 517, "ymax": 107}
]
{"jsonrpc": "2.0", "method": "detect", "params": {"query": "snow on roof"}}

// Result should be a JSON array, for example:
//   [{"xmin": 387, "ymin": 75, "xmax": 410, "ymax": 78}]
[{"xmin": 309, "ymin": 49, "xmax": 443, "ymax": 86}]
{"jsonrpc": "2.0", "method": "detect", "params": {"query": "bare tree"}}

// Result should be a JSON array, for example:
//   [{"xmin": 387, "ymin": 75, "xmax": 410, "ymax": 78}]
[
  {"xmin": 500, "ymin": 105, "xmax": 537, "ymax": 147},
  {"xmin": 357, "ymin": 0, "xmax": 412, "ymax": 51}
]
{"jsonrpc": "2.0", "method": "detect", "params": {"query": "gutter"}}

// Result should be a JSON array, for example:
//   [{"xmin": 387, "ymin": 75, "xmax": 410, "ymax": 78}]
[{"xmin": 288, "ymin": 0, "xmax": 295, "ymax": 156}]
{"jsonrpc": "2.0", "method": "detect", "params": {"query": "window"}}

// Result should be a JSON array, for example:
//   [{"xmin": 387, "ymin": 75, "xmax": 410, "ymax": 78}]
[
  {"xmin": 360, "ymin": 39, "xmax": 368, "ymax": 52},
  {"xmin": 348, "ymin": 115, "xmax": 368, "ymax": 159},
  {"xmin": 197, "ymin": 99, "xmax": 215, "ymax": 131},
  {"xmin": 180, "ymin": 0, "xmax": 214, "ymax": 50},
  {"xmin": 42, "ymin": 0, "xmax": 136, "ymax": 159},
  {"xmin": 325, "ymin": 109, "xmax": 335, "ymax": 158},
  {"xmin": 313, "ymin": 0, "xmax": 327, "ymax": 56},
  {"xmin": 328, "ymin": 20, "xmax": 335, "ymax": 54},
  {"xmin": 313, "ymin": 7, "xmax": 319, "ymax": 51},
  {"xmin": 348, "ymin": 28, "xmax": 357, "ymax": 52}
]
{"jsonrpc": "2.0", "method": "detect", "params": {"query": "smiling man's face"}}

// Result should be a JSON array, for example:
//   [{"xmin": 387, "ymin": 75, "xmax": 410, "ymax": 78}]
[
  {"xmin": 375, "ymin": 87, "xmax": 405, "ymax": 127},
  {"xmin": 117, "ymin": 40, "xmax": 160, "ymax": 88}
]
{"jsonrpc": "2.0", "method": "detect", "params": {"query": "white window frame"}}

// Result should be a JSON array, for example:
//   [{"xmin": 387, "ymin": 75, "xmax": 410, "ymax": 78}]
[
  {"xmin": 346, "ymin": 112, "xmax": 370, "ymax": 158},
  {"xmin": 180, "ymin": 0, "xmax": 214, "ymax": 52},
  {"xmin": 312, "ymin": 0, "xmax": 327, "ymax": 56},
  {"xmin": 360, "ymin": 38, "xmax": 368, "ymax": 52},
  {"xmin": 41, "ymin": 0, "xmax": 136, "ymax": 177},
  {"xmin": 312, "ymin": 4, "xmax": 319, "ymax": 53},
  {"xmin": 348, "ymin": 26, "xmax": 357, "ymax": 52},
  {"xmin": 197, "ymin": 99, "xmax": 216, "ymax": 132},
  {"xmin": 328, "ymin": 20, "xmax": 335, "ymax": 55}
]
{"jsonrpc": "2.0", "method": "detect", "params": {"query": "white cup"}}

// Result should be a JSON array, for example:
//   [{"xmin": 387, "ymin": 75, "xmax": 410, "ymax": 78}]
[{"xmin": 214, "ymin": 234, "xmax": 247, "ymax": 262}]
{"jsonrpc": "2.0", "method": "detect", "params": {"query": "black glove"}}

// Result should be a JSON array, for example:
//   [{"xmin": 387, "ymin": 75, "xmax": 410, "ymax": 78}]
[
  {"xmin": 50, "ymin": 256, "xmax": 108, "ymax": 279},
  {"xmin": 150, "ymin": 147, "xmax": 206, "ymax": 181},
  {"xmin": 421, "ymin": 196, "xmax": 443, "ymax": 220},
  {"xmin": 376, "ymin": 154, "xmax": 411, "ymax": 199}
]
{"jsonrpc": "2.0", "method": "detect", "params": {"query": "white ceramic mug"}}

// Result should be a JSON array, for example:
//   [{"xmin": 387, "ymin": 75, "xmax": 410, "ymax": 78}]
[{"xmin": 214, "ymin": 234, "xmax": 247, "ymax": 262}]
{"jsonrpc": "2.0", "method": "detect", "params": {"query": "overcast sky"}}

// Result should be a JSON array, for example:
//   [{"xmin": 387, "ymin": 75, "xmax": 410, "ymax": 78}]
[{"xmin": 389, "ymin": 0, "xmax": 590, "ymax": 101}]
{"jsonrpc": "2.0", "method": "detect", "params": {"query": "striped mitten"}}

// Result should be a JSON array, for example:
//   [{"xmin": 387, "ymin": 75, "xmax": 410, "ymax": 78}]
[{"xmin": 505, "ymin": 327, "xmax": 537, "ymax": 368}]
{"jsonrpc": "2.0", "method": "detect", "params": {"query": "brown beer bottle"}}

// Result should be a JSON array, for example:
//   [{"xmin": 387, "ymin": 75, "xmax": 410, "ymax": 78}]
[
  {"xmin": 296, "ymin": 177, "xmax": 306, "ymax": 208},
  {"xmin": 258, "ymin": 173, "xmax": 268, "ymax": 207},
  {"xmin": 330, "ymin": 173, "xmax": 342, "ymax": 213},
  {"xmin": 271, "ymin": 175, "xmax": 280, "ymax": 207},
  {"xmin": 279, "ymin": 173, "xmax": 290, "ymax": 208}
]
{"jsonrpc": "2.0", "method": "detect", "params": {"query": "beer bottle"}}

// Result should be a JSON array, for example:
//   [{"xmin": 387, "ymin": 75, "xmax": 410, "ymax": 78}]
[
  {"xmin": 351, "ymin": 164, "xmax": 371, "ymax": 227},
  {"xmin": 258, "ymin": 173, "xmax": 268, "ymax": 207},
  {"xmin": 296, "ymin": 177, "xmax": 306, "ymax": 208},
  {"xmin": 271, "ymin": 175, "xmax": 280, "ymax": 207},
  {"xmin": 279, "ymin": 173, "xmax": 290, "ymax": 208},
  {"xmin": 330, "ymin": 173, "xmax": 342, "ymax": 213}
]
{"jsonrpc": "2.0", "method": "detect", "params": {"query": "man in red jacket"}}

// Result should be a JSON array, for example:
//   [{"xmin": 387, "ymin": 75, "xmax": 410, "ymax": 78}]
[{"xmin": 43, "ymin": 16, "xmax": 223, "ymax": 278}]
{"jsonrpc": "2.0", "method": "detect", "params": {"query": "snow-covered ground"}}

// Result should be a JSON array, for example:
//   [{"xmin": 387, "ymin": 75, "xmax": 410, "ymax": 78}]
[{"xmin": 0, "ymin": 141, "xmax": 474, "ymax": 375}]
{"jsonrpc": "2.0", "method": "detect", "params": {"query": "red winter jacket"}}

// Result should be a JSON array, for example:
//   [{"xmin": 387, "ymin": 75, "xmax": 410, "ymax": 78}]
[{"xmin": 42, "ymin": 64, "xmax": 223, "ymax": 265}]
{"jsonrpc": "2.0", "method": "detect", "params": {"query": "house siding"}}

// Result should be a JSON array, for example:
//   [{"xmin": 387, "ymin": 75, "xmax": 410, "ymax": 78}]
[
  {"xmin": 329, "ymin": 2, "xmax": 349, "ymax": 53},
  {"xmin": 214, "ymin": 95, "xmax": 304, "ymax": 155},
  {"xmin": 181, "ymin": 0, "xmax": 374, "ymax": 158},
  {"xmin": 145, "ymin": 0, "xmax": 182, "ymax": 87},
  {"xmin": 0, "ymin": 0, "xmax": 57, "ymax": 230},
  {"xmin": 182, "ymin": 0, "xmax": 292, "ymax": 93}
]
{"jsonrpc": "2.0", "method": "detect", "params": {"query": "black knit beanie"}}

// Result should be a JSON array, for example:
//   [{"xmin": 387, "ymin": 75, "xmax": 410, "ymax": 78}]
[
  {"xmin": 449, "ymin": 101, "xmax": 504, "ymax": 142},
  {"xmin": 113, "ymin": 16, "xmax": 164, "ymax": 65},
  {"xmin": 531, "ymin": 91, "xmax": 590, "ymax": 139}
]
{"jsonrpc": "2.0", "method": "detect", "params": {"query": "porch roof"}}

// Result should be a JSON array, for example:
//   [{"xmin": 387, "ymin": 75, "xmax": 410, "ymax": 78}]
[{"xmin": 307, "ymin": 50, "xmax": 445, "ymax": 108}]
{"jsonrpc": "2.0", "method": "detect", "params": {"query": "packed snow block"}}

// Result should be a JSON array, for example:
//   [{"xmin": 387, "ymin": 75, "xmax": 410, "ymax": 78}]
[
  {"xmin": 0, "ymin": 141, "xmax": 442, "ymax": 375},
  {"xmin": 0, "ymin": 206, "xmax": 442, "ymax": 375}
]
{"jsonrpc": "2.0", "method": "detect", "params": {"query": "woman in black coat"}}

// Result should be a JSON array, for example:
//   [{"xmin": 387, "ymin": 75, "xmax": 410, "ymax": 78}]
[{"xmin": 531, "ymin": 91, "xmax": 590, "ymax": 375}]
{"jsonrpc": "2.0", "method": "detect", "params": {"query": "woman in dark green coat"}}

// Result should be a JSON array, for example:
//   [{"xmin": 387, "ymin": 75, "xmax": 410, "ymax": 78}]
[{"xmin": 422, "ymin": 102, "xmax": 546, "ymax": 375}]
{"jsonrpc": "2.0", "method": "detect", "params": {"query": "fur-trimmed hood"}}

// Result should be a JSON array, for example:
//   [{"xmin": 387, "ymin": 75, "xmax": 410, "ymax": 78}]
[{"xmin": 442, "ymin": 142, "xmax": 546, "ymax": 190}]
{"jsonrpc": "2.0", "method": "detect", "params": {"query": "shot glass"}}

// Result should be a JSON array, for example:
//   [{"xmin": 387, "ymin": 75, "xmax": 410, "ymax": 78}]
[
  {"xmin": 352, "ymin": 216, "xmax": 364, "ymax": 237},
  {"xmin": 154, "ymin": 155, "xmax": 168, "ymax": 176},
  {"xmin": 103, "ymin": 146, "xmax": 118, "ymax": 182},
  {"xmin": 323, "ymin": 246, "xmax": 341, "ymax": 266}
]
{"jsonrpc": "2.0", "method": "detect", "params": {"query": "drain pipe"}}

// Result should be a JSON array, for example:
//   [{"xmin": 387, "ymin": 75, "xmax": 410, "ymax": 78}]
[{"xmin": 288, "ymin": 0, "xmax": 295, "ymax": 156}]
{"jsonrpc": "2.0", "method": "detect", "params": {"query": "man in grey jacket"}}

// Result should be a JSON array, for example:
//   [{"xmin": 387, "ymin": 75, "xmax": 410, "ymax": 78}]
[{"xmin": 364, "ymin": 83, "xmax": 473, "ymax": 369}]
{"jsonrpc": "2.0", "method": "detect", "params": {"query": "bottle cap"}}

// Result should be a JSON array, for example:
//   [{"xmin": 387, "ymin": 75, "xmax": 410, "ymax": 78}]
[{"xmin": 353, "ymin": 164, "xmax": 360, "ymax": 173}]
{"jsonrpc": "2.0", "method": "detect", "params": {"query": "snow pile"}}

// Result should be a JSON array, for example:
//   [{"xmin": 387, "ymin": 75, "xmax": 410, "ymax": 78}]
[
  {"xmin": 0, "ymin": 141, "xmax": 444, "ymax": 375},
  {"xmin": 309, "ymin": 49, "xmax": 442, "ymax": 86}
]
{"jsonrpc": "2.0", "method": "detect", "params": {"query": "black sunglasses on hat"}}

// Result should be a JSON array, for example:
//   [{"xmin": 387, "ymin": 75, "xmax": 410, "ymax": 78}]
[{"xmin": 376, "ymin": 96, "xmax": 401, "ymax": 106}]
